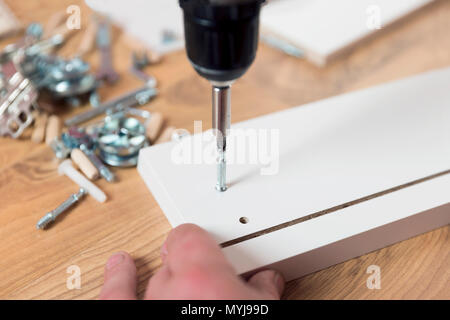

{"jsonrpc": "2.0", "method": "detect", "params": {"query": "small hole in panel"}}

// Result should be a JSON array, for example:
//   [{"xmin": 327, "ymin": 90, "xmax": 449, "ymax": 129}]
[{"xmin": 239, "ymin": 217, "xmax": 249, "ymax": 224}]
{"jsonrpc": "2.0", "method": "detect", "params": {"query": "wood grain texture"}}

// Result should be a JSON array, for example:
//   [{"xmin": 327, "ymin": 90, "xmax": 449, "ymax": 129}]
[{"xmin": 0, "ymin": 0, "xmax": 448, "ymax": 300}]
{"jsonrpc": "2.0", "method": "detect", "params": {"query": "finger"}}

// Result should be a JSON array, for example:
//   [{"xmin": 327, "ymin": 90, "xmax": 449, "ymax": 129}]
[
  {"xmin": 144, "ymin": 264, "xmax": 172, "ymax": 300},
  {"xmin": 247, "ymin": 270, "xmax": 285, "ymax": 299},
  {"xmin": 99, "ymin": 251, "xmax": 137, "ymax": 300},
  {"xmin": 164, "ymin": 224, "xmax": 233, "ymax": 274}
]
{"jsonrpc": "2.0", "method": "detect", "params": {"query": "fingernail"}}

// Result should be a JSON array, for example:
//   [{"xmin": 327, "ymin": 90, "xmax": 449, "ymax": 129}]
[
  {"xmin": 273, "ymin": 272, "xmax": 285, "ymax": 295},
  {"xmin": 106, "ymin": 252, "xmax": 125, "ymax": 270}
]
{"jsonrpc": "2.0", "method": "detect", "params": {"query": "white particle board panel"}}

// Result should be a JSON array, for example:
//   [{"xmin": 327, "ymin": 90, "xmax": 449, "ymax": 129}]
[
  {"xmin": 138, "ymin": 67, "xmax": 450, "ymax": 279},
  {"xmin": 223, "ymin": 175, "xmax": 450, "ymax": 280},
  {"xmin": 85, "ymin": 0, "xmax": 433, "ymax": 63},
  {"xmin": 85, "ymin": 0, "xmax": 184, "ymax": 54},
  {"xmin": 261, "ymin": 0, "xmax": 433, "ymax": 66}
]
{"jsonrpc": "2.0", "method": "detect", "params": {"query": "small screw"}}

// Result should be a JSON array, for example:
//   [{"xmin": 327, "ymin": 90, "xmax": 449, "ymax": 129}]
[
  {"xmin": 36, "ymin": 188, "xmax": 86, "ymax": 230},
  {"xmin": 215, "ymin": 150, "xmax": 227, "ymax": 192},
  {"xmin": 50, "ymin": 138, "xmax": 71, "ymax": 159},
  {"xmin": 130, "ymin": 52, "xmax": 157, "ymax": 88}
]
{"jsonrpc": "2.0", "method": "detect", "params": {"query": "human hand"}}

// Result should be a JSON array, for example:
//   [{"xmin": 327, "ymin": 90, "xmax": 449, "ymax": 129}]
[{"xmin": 99, "ymin": 223, "xmax": 285, "ymax": 299}]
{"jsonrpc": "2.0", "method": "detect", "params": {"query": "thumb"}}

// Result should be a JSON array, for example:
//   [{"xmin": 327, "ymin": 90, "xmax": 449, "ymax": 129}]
[
  {"xmin": 99, "ymin": 251, "xmax": 137, "ymax": 300},
  {"xmin": 247, "ymin": 270, "xmax": 285, "ymax": 299}
]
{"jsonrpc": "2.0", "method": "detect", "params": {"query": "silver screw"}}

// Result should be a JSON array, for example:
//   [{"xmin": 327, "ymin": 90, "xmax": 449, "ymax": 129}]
[
  {"xmin": 216, "ymin": 150, "xmax": 227, "ymax": 192},
  {"xmin": 212, "ymin": 85, "xmax": 230, "ymax": 192},
  {"xmin": 36, "ymin": 188, "xmax": 87, "ymax": 230},
  {"xmin": 50, "ymin": 138, "xmax": 71, "ymax": 159}
]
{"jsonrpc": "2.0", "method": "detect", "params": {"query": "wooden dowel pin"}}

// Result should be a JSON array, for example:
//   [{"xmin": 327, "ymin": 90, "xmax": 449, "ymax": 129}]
[
  {"xmin": 146, "ymin": 112, "xmax": 164, "ymax": 143},
  {"xmin": 45, "ymin": 115, "xmax": 61, "ymax": 145},
  {"xmin": 31, "ymin": 113, "xmax": 48, "ymax": 143},
  {"xmin": 75, "ymin": 20, "xmax": 97, "ymax": 57},
  {"xmin": 71, "ymin": 148, "xmax": 99, "ymax": 180}
]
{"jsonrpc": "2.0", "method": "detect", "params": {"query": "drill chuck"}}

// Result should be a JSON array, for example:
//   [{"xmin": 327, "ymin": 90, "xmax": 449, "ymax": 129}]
[
  {"xmin": 179, "ymin": 0, "xmax": 265, "ymax": 191},
  {"xmin": 179, "ymin": 0, "xmax": 265, "ymax": 82}
]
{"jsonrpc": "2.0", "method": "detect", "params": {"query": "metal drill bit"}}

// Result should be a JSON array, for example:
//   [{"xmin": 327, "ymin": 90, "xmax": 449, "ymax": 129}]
[
  {"xmin": 212, "ymin": 85, "xmax": 231, "ymax": 192},
  {"xmin": 36, "ymin": 188, "xmax": 86, "ymax": 229}
]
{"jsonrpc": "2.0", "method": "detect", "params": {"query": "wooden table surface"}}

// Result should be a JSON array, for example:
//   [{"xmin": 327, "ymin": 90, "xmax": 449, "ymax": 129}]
[{"xmin": 0, "ymin": 0, "xmax": 449, "ymax": 300}]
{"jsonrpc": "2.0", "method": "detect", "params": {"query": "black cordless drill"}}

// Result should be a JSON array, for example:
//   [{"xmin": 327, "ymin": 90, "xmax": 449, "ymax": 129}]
[{"xmin": 179, "ymin": 0, "xmax": 265, "ymax": 191}]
